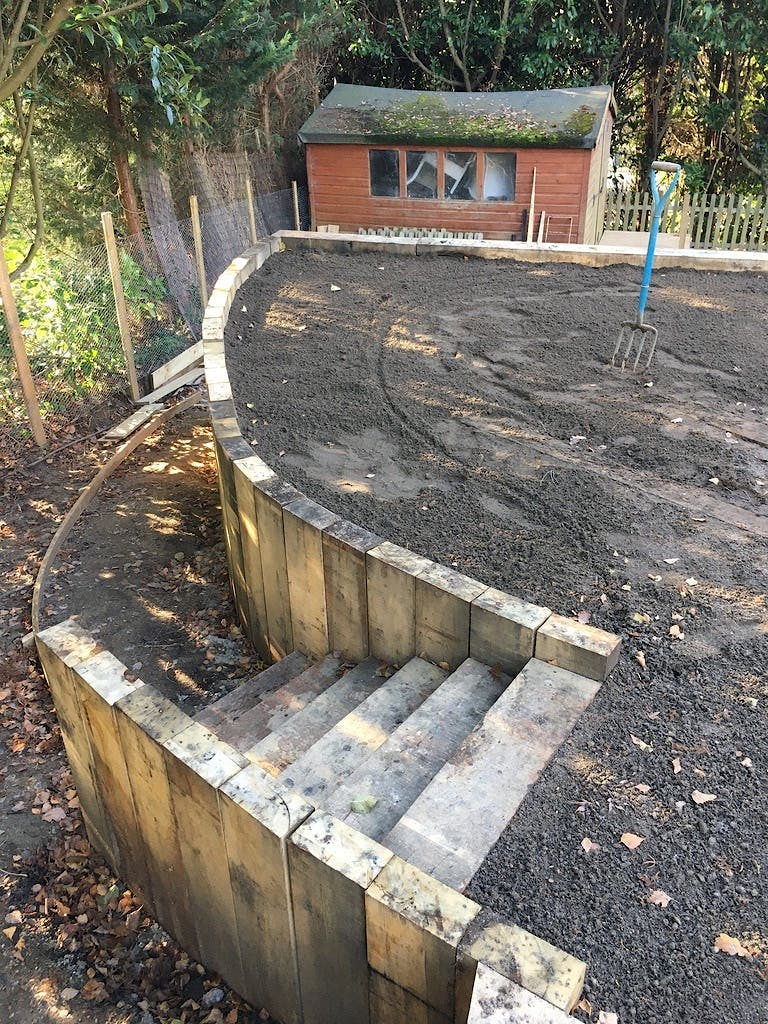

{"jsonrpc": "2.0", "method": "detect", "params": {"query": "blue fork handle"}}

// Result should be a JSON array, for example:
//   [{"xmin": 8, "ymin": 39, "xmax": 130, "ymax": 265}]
[{"xmin": 637, "ymin": 161, "xmax": 681, "ymax": 320}]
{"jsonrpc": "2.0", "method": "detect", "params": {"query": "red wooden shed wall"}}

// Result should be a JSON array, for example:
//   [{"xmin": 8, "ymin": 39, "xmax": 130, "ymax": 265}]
[{"xmin": 306, "ymin": 143, "xmax": 595, "ymax": 242}]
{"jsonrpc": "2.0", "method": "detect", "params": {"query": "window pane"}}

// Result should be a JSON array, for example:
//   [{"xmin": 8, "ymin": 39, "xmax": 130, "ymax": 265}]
[
  {"xmin": 369, "ymin": 150, "xmax": 400, "ymax": 197},
  {"xmin": 483, "ymin": 153, "xmax": 516, "ymax": 201},
  {"xmin": 444, "ymin": 152, "xmax": 478, "ymax": 200},
  {"xmin": 406, "ymin": 151, "xmax": 438, "ymax": 199}
]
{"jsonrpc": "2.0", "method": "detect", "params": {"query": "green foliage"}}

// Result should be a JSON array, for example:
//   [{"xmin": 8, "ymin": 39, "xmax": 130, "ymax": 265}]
[{"xmin": 0, "ymin": 233, "xmax": 186, "ymax": 419}]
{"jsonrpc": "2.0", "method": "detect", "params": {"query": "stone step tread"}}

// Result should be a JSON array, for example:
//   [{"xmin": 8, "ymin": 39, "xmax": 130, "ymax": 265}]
[
  {"xmin": 246, "ymin": 657, "xmax": 384, "ymax": 773},
  {"xmin": 326, "ymin": 658, "xmax": 509, "ymax": 841},
  {"xmin": 280, "ymin": 657, "xmax": 447, "ymax": 805},
  {"xmin": 385, "ymin": 659, "xmax": 602, "ymax": 891},
  {"xmin": 212, "ymin": 654, "xmax": 343, "ymax": 752},
  {"xmin": 194, "ymin": 650, "xmax": 310, "ymax": 732}
]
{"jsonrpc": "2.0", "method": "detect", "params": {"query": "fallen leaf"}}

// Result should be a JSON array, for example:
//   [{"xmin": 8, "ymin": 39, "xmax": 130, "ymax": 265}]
[
  {"xmin": 330, "ymin": 284, "xmax": 341, "ymax": 292},
  {"xmin": 685, "ymin": 577, "xmax": 698, "ymax": 586},
  {"xmin": 671, "ymin": 416, "xmax": 683, "ymax": 423},
  {"xmin": 598, "ymin": 1012, "xmax": 619, "ymax": 1024},
  {"xmin": 4, "ymin": 911, "xmax": 22, "ymax": 925},
  {"xmin": 350, "ymin": 795, "xmax": 378, "ymax": 814},
  {"xmin": 569, "ymin": 435, "xmax": 586, "ymax": 446},
  {"xmin": 61, "ymin": 988, "xmax": 79, "ymax": 1001},
  {"xmin": 581, "ymin": 837, "xmax": 600, "ymax": 854},
  {"xmin": 669, "ymin": 624, "xmax": 684, "ymax": 639},
  {"xmin": 621, "ymin": 583, "xmax": 632, "ymax": 591},
  {"xmin": 620, "ymin": 832, "xmax": 645, "ymax": 850},
  {"xmin": 635, "ymin": 651, "xmax": 646, "ymax": 669},
  {"xmin": 709, "ymin": 476, "xmax": 720, "ymax": 485},
  {"xmin": 691, "ymin": 790, "xmax": 717, "ymax": 805},
  {"xmin": 635, "ymin": 783, "xmax": 651, "ymax": 793},
  {"xmin": 672, "ymin": 757, "xmax": 682, "ymax": 774},
  {"xmin": 648, "ymin": 573, "xmax": 662, "ymax": 582},
  {"xmin": 3, "ymin": 927, "xmax": 17, "ymax": 941},
  {"xmin": 42, "ymin": 805, "xmax": 67, "ymax": 823},
  {"xmin": 631, "ymin": 734, "xmax": 652, "ymax": 752},
  {"xmin": 577, "ymin": 997, "xmax": 593, "ymax": 1015},
  {"xmin": 648, "ymin": 889, "xmax": 672, "ymax": 907},
  {"xmin": 576, "ymin": 609, "xmax": 591, "ymax": 624},
  {"xmin": 663, "ymin": 557, "xmax": 680, "ymax": 564},
  {"xmin": 632, "ymin": 612, "xmax": 651, "ymax": 625},
  {"xmin": 741, "ymin": 757, "xmax": 753, "ymax": 768},
  {"xmin": 714, "ymin": 933, "xmax": 751, "ymax": 958}
]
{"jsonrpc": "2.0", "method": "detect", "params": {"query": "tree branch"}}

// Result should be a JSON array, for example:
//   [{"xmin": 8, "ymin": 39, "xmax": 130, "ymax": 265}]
[
  {"xmin": 393, "ymin": 0, "xmax": 460, "ymax": 88},
  {"xmin": 0, "ymin": 1, "xmax": 74, "ymax": 103},
  {"xmin": 437, "ymin": 0, "xmax": 471, "ymax": 91}
]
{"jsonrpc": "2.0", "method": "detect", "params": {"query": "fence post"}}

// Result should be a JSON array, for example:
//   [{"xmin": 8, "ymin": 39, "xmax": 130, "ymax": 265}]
[
  {"xmin": 245, "ymin": 179, "xmax": 259, "ymax": 244},
  {"xmin": 189, "ymin": 194, "xmax": 208, "ymax": 315},
  {"xmin": 678, "ymin": 194, "xmax": 691, "ymax": 249},
  {"xmin": 101, "ymin": 212, "xmax": 140, "ymax": 403},
  {"xmin": 291, "ymin": 180, "xmax": 301, "ymax": 231},
  {"xmin": 0, "ymin": 245, "xmax": 47, "ymax": 448}
]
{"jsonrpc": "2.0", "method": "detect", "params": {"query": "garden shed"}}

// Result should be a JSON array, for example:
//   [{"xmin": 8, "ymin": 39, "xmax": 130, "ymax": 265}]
[{"xmin": 298, "ymin": 83, "xmax": 615, "ymax": 243}]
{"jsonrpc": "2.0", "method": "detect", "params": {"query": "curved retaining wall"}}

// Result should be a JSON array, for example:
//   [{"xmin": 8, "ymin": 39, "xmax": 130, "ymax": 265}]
[{"xmin": 203, "ymin": 232, "xmax": 627, "ymax": 683}]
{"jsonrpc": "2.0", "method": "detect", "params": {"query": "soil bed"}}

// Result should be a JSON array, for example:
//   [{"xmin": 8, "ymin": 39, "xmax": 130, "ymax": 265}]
[{"xmin": 226, "ymin": 249, "xmax": 768, "ymax": 1024}]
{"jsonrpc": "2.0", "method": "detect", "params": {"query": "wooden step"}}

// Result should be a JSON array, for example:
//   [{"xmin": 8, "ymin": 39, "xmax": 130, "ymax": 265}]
[
  {"xmin": 208, "ymin": 654, "xmax": 343, "ymax": 751},
  {"xmin": 195, "ymin": 651, "xmax": 309, "ymax": 734},
  {"xmin": 245, "ymin": 657, "xmax": 383, "ymax": 773},
  {"xmin": 280, "ymin": 658, "xmax": 447, "ymax": 805},
  {"xmin": 325, "ymin": 658, "xmax": 509, "ymax": 841},
  {"xmin": 385, "ymin": 659, "xmax": 601, "ymax": 891}
]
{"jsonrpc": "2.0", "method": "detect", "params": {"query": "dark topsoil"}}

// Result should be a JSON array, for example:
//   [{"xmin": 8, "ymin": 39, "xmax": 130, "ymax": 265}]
[{"xmin": 226, "ymin": 250, "xmax": 768, "ymax": 1024}]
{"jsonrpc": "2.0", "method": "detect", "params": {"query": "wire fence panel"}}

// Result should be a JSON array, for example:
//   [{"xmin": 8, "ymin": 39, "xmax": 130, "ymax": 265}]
[{"xmin": 1, "ymin": 185, "xmax": 311, "ymax": 452}]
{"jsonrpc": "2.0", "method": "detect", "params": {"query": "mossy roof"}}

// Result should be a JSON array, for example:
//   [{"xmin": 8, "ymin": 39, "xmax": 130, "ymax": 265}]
[{"xmin": 298, "ymin": 84, "xmax": 614, "ymax": 150}]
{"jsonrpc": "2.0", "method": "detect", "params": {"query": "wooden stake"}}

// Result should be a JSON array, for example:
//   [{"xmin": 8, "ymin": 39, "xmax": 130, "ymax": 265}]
[
  {"xmin": 101, "ymin": 212, "xmax": 140, "ymax": 403},
  {"xmin": 678, "ymin": 194, "xmax": 691, "ymax": 249},
  {"xmin": 245, "ymin": 179, "xmax": 259, "ymax": 244},
  {"xmin": 526, "ymin": 167, "xmax": 537, "ymax": 243},
  {"xmin": 0, "ymin": 244, "xmax": 47, "ymax": 447},
  {"xmin": 189, "ymin": 194, "xmax": 208, "ymax": 314},
  {"xmin": 291, "ymin": 180, "xmax": 301, "ymax": 231}
]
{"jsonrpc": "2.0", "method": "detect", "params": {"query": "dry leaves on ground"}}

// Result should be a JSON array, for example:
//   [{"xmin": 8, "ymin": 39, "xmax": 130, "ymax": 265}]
[
  {"xmin": 581, "ymin": 837, "xmax": 600, "ymax": 854},
  {"xmin": 648, "ymin": 890, "xmax": 672, "ymax": 908},
  {"xmin": 691, "ymin": 790, "xmax": 717, "ymax": 805},
  {"xmin": 714, "ymin": 933, "xmax": 751, "ymax": 958},
  {"xmin": 620, "ymin": 832, "xmax": 645, "ymax": 851}
]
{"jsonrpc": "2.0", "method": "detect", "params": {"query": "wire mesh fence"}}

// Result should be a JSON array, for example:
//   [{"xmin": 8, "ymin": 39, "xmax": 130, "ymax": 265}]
[{"xmin": 1, "ymin": 185, "xmax": 309, "ymax": 456}]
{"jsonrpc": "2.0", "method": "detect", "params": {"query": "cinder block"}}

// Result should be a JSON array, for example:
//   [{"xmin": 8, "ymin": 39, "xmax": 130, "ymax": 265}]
[
  {"xmin": 322, "ymin": 519, "xmax": 382, "ymax": 662},
  {"xmin": 283, "ymin": 496, "xmax": 339, "ymax": 658},
  {"xmin": 253, "ymin": 476, "xmax": 302, "ymax": 659},
  {"xmin": 289, "ymin": 811, "xmax": 393, "ymax": 1024},
  {"xmin": 470, "ymin": 587, "xmax": 551, "ymax": 676},
  {"xmin": 415, "ymin": 563, "xmax": 487, "ymax": 669},
  {"xmin": 163, "ymin": 723, "xmax": 249, "ymax": 996},
  {"xmin": 115, "ymin": 685, "xmax": 198, "ymax": 955},
  {"xmin": 367, "ymin": 542, "xmax": 433, "ymax": 665},
  {"xmin": 219, "ymin": 765, "xmax": 313, "ymax": 1024},
  {"xmin": 535, "ymin": 613, "xmax": 621, "ymax": 680},
  {"xmin": 233, "ymin": 456, "xmax": 277, "ymax": 657},
  {"xmin": 74, "ymin": 650, "xmax": 149, "ymax": 894},
  {"xmin": 365, "ymin": 856, "xmax": 480, "ymax": 1019},
  {"xmin": 456, "ymin": 909, "xmax": 586, "ymax": 1016}
]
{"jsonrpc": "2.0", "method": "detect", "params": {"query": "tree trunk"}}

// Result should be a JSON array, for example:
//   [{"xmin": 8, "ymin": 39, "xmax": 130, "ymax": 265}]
[{"xmin": 103, "ymin": 60, "xmax": 144, "ymax": 237}]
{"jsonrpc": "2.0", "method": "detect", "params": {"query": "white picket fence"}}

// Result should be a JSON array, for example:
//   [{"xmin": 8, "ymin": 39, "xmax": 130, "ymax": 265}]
[{"xmin": 603, "ymin": 189, "xmax": 768, "ymax": 251}]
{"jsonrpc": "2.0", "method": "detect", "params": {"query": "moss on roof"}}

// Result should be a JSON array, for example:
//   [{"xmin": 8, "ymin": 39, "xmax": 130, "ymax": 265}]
[{"xmin": 299, "ymin": 84, "xmax": 613, "ymax": 150}]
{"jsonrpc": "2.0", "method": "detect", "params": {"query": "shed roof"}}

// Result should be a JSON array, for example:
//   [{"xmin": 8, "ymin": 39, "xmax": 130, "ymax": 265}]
[{"xmin": 298, "ymin": 84, "xmax": 614, "ymax": 149}]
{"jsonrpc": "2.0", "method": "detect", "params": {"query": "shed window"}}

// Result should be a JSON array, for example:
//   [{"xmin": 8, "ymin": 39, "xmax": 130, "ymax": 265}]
[
  {"xmin": 406, "ymin": 151, "xmax": 438, "ymax": 198},
  {"xmin": 369, "ymin": 150, "xmax": 400, "ymax": 197},
  {"xmin": 444, "ymin": 153, "xmax": 478, "ymax": 200},
  {"xmin": 484, "ymin": 153, "xmax": 516, "ymax": 201}
]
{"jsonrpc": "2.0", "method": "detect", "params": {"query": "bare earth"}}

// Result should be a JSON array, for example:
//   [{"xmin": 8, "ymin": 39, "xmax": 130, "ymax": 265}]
[{"xmin": 226, "ymin": 249, "xmax": 768, "ymax": 1024}]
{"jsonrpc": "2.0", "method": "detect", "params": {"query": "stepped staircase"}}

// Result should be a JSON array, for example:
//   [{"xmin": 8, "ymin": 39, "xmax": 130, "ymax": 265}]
[{"xmin": 194, "ymin": 650, "xmax": 600, "ymax": 899}]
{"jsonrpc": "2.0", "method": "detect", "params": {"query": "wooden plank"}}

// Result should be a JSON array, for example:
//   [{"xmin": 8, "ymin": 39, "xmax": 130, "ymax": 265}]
[
  {"xmin": 283, "ymin": 496, "xmax": 339, "ymax": 658},
  {"xmin": 136, "ymin": 366, "xmax": 202, "ymax": 404},
  {"xmin": 326, "ymin": 658, "xmax": 508, "ymax": 841},
  {"xmin": 367, "ymin": 542, "xmax": 433, "ymax": 665},
  {"xmin": 414, "ymin": 563, "xmax": 487, "ymax": 669},
  {"xmin": 535, "ymin": 613, "xmax": 621, "ymax": 680},
  {"xmin": 101, "ymin": 211, "xmax": 140, "ymax": 402},
  {"xmin": 0, "ymin": 245, "xmax": 46, "ymax": 446},
  {"xmin": 219, "ymin": 765, "xmax": 313, "ymax": 1024},
  {"xmin": 210, "ymin": 654, "xmax": 342, "ymax": 752},
  {"xmin": 151, "ymin": 340, "xmax": 204, "ymax": 390},
  {"xmin": 281, "ymin": 658, "xmax": 446, "ymax": 805},
  {"xmin": 233, "ymin": 455, "xmax": 274, "ymax": 656},
  {"xmin": 195, "ymin": 650, "xmax": 309, "ymax": 733},
  {"xmin": 384, "ymin": 660, "xmax": 601, "ymax": 891},
  {"xmin": 289, "ymin": 812, "xmax": 393, "ymax": 1024},
  {"xmin": 104, "ymin": 403, "xmax": 163, "ymax": 440},
  {"xmin": 190, "ymin": 194, "xmax": 208, "ymax": 313},
  {"xmin": 470, "ymin": 587, "xmax": 551, "ymax": 676},
  {"xmin": 756, "ymin": 196, "xmax": 768, "ymax": 252},
  {"xmin": 247, "ymin": 658, "xmax": 383, "ymax": 775},
  {"xmin": 323, "ymin": 520, "xmax": 382, "ymax": 662},
  {"xmin": 366, "ymin": 856, "xmax": 480, "ymax": 1019}
]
